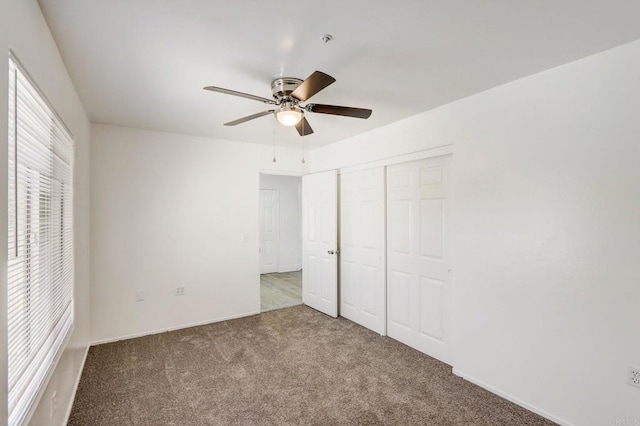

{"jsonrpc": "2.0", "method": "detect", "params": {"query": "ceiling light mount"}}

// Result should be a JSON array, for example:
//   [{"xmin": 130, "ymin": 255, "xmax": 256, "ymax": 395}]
[
  {"xmin": 322, "ymin": 34, "xmax": 333, "ymax": 44},
  {"xmin": 270, "ymin": 77, "xmax": 303, "ymax": 100}
]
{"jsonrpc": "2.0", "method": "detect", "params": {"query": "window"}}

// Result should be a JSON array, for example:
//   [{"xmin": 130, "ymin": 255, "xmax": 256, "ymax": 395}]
[{"xmin": 7, "ymin": 56, "xmax": 74, "ymax": 426}]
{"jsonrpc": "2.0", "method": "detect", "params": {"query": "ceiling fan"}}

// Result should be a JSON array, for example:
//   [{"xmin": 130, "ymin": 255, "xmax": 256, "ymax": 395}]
[{"xmin": 203, "ymin": 71, "xmax": 372, "ymax": 136}]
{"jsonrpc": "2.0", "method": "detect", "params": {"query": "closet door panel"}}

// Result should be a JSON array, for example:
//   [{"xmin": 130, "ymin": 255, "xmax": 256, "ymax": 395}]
[{"xmin": 387, "ymin": 155, "xmax": 452, "ymax": 364}]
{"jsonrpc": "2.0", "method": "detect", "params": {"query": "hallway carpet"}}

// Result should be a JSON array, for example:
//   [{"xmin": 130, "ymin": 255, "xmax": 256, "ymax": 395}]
[{"xmin": 68, "ymin": 306, "xmax": 554, "ymax": 425}]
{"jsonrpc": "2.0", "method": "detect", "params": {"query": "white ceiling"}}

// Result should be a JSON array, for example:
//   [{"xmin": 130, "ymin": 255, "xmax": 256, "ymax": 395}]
[{"xmin": 38, "ymin": 0, "xmax": 640, "ymax": 149}]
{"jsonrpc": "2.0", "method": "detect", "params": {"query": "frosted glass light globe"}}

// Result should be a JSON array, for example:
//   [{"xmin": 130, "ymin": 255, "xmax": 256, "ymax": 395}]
[{"xmin": 276, "ymin": 108, "xmax": 302, "ymax": 126}]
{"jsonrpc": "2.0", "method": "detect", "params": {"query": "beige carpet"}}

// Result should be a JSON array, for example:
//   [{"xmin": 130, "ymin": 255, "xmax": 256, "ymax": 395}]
[{"xmin": 68, "ymin": 306, "xmax": 554, "ymax": 425}]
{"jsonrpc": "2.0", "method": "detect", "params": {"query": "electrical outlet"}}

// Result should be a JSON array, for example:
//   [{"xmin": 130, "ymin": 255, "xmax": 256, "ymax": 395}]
[
  {"xmin": 50, "ymin": 391, "xmax": 57, "ymax": 419},
  {"xmin": 135, "ymin": 289, "xmax": 144, "ymax": 302},
  {"xmin": 629, "ymin": 366, "xmax": 640, "ymax": 389},
  {"xmin": 175, "ymin": 287, "xmax": 186, "ymax": 296}
]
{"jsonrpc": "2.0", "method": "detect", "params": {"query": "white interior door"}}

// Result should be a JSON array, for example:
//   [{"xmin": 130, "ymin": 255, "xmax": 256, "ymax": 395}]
[
  {"xmin": 340, "ymin": 167, "xmax": 386, "ymax": 334},
  {"xmin": 302, "ymin": 170, "xmax": 338, "ymax": 317},
  {"xmin": 387, "ymin": 155, "xmax": 453, "ymax": 364},
  {"xmin": 259, "ymin": 189, "xmax": 279, "ymax": 274}
]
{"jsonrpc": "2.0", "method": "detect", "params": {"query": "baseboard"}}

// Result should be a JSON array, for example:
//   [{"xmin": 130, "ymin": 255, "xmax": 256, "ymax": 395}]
[
  {"xmin": 277, "ymin": 264, "xmax": 301, "ymax": 273},
  {"xmin": 452, "ymin": 368, "xmax": 574, "ymax": 426},
  {"xmin": 91, "ymin": 310, "xmax": 261, "ymax": 346},
  {"xmin": 63, "ymin": 344, "xmax": 89, "ymax": 425}
]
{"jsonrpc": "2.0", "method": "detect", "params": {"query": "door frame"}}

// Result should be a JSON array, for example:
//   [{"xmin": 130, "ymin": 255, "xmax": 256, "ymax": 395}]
[
  {"xmin": 257, "ymin": 172, "xmax": 305, "ymax": 263},
  {"xmin": 336, "ymin": 145, "xmax": 453, "ymax": 175},
  {"xmin": 257, "ymin": 171, "xmax": 305, "ymax": 308}
]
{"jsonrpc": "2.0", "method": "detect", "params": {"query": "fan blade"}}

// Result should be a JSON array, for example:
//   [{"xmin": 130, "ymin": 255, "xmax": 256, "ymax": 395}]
[
  {"xmin": 307, "ymin": 103, "xmax": 372, "ymax": 119},
  {"xmin": 295, "ymin": 117, "xmax": 314, "ymax": 136},
  {"xmin": 204, "ymin": 86, "xmax": 276, "ymax": 104},
  {"xmin": 224, "ymin": 110, "xmax": 275, "ymax": 126},
  {"xmin": 291, "ymin": 71, "xmax": 336, "ymax": 102}
]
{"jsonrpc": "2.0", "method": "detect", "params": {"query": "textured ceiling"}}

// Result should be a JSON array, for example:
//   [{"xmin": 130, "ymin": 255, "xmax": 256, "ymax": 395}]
[{"xmin": 38, "ymin": 0, "xmax": 640, "ymax": 149}]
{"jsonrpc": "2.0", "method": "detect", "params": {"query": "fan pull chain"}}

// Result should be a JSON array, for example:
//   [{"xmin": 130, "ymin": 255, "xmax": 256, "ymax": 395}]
[
  {"xmin": 301, "ymin": 119, "xmax": 306, "ymax": 164},
  {"xmin": 272, "ymin": 124, "xmax": 277, "ymax": 163}
]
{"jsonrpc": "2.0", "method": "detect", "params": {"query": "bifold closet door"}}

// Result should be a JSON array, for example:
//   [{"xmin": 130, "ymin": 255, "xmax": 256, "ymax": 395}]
[
  {"xmin": 387, "ymin": 155, "xmax": 452, "ymax": 364},
  {"xmin": 302, "ymin": 170, "xmax": 339, "ymax": 318},
  {"xmin": 340, "ymin": 167, "xmax": 386, "ymax": 335}
]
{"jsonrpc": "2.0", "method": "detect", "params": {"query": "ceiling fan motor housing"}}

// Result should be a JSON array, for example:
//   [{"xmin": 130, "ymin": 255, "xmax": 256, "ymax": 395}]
[{"xmin": 271, "ymin": 78, "xmax": 303, "ymax": 101}]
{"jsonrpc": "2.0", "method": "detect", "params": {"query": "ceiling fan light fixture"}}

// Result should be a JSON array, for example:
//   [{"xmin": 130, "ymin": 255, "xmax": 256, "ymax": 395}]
[
  {"xmin": 205, "ymin": 70, "xmax": 371, "ymax": 136},
  {"xmin": 276, "ymin": 106, "xmax": 302, "ymax": 126}
]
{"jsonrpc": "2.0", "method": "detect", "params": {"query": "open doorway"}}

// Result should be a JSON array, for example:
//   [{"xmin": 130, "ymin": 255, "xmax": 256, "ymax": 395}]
[{"xmin": 259, "ymin": 174, "xmax": 302, "ymax": 312}]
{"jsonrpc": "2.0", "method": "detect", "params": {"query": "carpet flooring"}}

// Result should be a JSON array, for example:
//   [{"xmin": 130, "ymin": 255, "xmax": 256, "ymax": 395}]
[
  {"xmin": 68, "ymin": 306, "xmax": 555, "ymax": 425},
  {"xmin": 260, "ymin": 271, "xmax": 302, "ymax": 312}
]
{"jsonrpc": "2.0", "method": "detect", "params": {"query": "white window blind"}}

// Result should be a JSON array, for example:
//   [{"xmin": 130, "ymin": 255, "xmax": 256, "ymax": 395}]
[{"xmin": 7, "ymin": 57, "xmax": 74, "ymax": 426}]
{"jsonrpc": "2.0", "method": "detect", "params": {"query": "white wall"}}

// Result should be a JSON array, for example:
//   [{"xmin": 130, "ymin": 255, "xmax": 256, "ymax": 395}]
[
  {"xmin": 259, "ymin": 174, "xmax": 302, "ymax": 272},
  {"xmin": 90, "ymin": 124, "xmax": 307, "ymax": 343},
  {"xmin": 310, "ymin": 40, "xmax": 640, "ymax": 426},
  {"xmin": 0, "ymin": 1, "xmax": 92, "ymax": 425}
]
